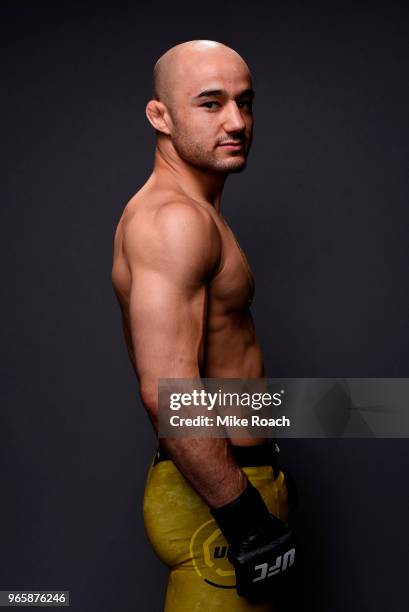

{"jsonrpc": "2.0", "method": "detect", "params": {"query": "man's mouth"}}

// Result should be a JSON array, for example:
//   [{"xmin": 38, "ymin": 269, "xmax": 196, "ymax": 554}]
[{"xmin": 217, "ymin": 141, "xmax": 245, "ymax": 150}]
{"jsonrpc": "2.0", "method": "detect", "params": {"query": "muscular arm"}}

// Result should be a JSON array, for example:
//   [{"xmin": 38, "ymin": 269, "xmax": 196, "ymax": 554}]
[{"xmin": 124, "ymin": 202, "xmax": 247, "ymax": 508}]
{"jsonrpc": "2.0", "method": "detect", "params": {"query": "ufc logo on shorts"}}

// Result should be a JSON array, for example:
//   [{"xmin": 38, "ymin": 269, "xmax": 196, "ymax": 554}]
[{"xmin": 252, "ymin": 548, "xmax": 296, "ymax": 582}]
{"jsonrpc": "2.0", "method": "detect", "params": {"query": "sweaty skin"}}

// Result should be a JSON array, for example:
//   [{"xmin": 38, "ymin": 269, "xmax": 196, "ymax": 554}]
[{"xmin": 112, "ymin": 41, "xmax": 266, "ymax": 509}]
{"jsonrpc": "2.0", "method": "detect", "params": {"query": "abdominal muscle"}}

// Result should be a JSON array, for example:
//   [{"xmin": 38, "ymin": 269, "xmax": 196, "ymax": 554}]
[{"xmin": 202, "ymin": 313, "xmax": 267, "ymax": 447}]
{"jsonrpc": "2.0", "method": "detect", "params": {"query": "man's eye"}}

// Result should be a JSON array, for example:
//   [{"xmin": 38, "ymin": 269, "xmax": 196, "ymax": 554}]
[
  {"xmin": 201, "ymin": 101, "xmax": 219, "ymax": 109},
  {"xmin": 237, "ymin": 100, "xmax": 253, "ymax": 110}
]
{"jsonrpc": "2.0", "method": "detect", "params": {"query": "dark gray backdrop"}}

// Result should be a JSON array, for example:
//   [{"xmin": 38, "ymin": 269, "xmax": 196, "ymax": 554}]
[{"xmin": 1, "ymin": 1, "xmax": 408, "ymax": 611}]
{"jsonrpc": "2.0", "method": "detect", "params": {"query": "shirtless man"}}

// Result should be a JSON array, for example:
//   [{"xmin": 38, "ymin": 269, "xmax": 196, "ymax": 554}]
[{"xmin": 112, "ymin": 40, "xmax": 295, "ymax": 611}]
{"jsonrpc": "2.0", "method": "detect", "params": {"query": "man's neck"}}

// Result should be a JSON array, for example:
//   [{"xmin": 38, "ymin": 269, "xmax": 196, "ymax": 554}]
[{"xmin": 152, "ymin": 145, "xmax": 226, "ymax": 212}]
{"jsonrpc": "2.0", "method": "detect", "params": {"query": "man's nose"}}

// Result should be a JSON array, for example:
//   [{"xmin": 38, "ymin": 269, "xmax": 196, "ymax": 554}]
[{"xmin": 223, "ymin": 101, "xmax": 246, "ymax": 133}]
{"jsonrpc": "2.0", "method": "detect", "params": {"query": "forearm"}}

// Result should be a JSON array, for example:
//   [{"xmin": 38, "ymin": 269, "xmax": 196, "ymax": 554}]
[
  {"xmin": 160, "ymin": 437, "xmax": 248, "ymax": 508},
  {"xmin": 140, "ymin": 380, "xmax": 247, "ymax": 508}
]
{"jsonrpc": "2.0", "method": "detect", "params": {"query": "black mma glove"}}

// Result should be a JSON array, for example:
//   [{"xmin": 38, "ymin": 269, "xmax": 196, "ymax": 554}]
[{"xmin": 211, "ymin": 481, "xmax": 296, "ymax": 601}]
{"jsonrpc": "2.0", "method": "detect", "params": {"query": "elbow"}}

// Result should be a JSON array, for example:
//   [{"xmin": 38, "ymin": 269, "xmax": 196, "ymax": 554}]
[{"xmin": 139, "ymin": 382, "xmax": 158, "ymax": 419}]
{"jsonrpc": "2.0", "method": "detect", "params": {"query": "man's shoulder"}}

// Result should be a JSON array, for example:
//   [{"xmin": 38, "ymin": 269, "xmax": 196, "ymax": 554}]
[
  {"xmin": 123, "ymin": 192, "xmax": 219, "ymax": 248},
  {"xmin": 121, "ymin": 191, "xmax": 221, "ymax": 268}
]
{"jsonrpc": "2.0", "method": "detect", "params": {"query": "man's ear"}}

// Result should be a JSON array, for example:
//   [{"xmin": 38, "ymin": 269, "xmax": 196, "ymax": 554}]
[{"xmin": 145, "ymin": 100, "xmax": 172, "ymax": 135}]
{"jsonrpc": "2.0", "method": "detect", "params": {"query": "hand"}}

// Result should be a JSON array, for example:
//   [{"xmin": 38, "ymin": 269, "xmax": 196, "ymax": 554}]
[{"xmin": 211, "ymin": 481, "xmax": 296, "ymax": 601}]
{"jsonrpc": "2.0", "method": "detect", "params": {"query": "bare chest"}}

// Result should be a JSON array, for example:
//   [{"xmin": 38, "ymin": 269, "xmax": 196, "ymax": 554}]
[{"xmin": 208, "ymin": 222, "xmax": 255, "ymax": 313}]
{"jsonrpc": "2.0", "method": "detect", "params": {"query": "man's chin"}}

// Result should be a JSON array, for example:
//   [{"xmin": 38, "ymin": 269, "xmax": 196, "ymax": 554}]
[
  {"xmin": 212, "ymin": 152, "xmax": 248, "ymax": 173},
  {"xmin": 187, "ymin": 154, "xmax": 247, "ymax": 174},
  {"xmin": 228, "ymin": 160, "xmax": 247, "ymax": 173},
  {"xmin": 221, "ymin": 158, "xmax": 247, "ymax": 174}
]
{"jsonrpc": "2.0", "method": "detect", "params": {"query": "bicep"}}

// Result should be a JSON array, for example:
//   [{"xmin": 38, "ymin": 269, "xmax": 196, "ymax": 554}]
[
  {"xmin": 122, "ymin": 201, "xmax": 219, "ymax": 401},
  {"xmin": 129, "ymin": 265, "xmax": 207, "ymax": 384}
]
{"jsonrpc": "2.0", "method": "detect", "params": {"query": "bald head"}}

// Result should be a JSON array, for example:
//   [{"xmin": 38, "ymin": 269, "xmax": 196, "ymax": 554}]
[
  {"xmin": 153, "ymin": 40, "xmax": 251, "ymax": 107},
  {"xmin": 146, "ymin": 40, "xmax": 254, "ymax": 175}
]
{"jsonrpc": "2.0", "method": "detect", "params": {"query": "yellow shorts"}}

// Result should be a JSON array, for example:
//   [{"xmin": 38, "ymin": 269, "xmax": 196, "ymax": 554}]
[{"xmin": 143, "ymin": 446, "xmax": 289, "ymax": 612}]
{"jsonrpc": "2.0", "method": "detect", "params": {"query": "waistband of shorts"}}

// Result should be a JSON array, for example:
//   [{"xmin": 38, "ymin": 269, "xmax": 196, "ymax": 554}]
[{"xmin": 153, "ymin": 441, "xmax": 281, "ymax": 468}]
